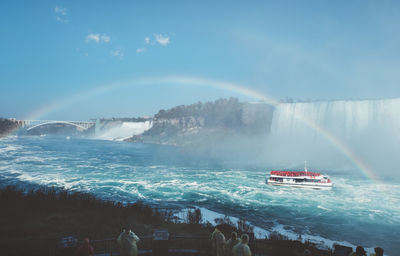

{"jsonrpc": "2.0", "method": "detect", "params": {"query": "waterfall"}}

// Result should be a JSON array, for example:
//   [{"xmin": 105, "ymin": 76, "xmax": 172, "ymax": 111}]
[
  {"xmin": 95, "ymin": 121, "xmax": 152, "ymax": 141},
  {"xmin": 95, "ymin": 118, "xmax": 101, "ymax": 135},
  {"xmin": 267, "ymin": 98, "xmax": 400, "ymax": 174}
]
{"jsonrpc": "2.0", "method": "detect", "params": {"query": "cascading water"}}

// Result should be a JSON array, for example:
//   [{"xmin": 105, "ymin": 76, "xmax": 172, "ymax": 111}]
[
  {"xmin": 268, "ymin": 98, "xmax": 400, "ymax": 177},
  {"xmin": 95, "ymin": 121, "xmax": 152, "ymax": 141},
  {"xmin": 95, "ymin": 118, "xmax": 101, "ymax": 135}
]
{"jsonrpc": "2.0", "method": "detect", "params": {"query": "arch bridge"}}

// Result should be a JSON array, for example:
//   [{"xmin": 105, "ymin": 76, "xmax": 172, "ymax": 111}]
[{"xmin": 23, "ymin": 120, "xmax": 96, "ymax": 131}]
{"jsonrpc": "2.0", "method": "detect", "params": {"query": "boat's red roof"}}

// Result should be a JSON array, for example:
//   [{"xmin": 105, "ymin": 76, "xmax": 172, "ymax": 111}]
[{"xmin": 270, "ymin": 170, "xmax": 321, "ymax": 177}]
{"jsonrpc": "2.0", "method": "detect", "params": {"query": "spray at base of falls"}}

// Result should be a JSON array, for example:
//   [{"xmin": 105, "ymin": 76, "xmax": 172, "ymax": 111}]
[{"xmin": 95, "ymin": 121, "xmax": 152, "ymax": 141}]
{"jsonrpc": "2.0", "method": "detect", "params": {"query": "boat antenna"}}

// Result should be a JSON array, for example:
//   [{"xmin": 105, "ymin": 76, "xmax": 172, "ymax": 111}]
[{"xmin": 304, "ymin": 160, "xmax": 308, "ymax": 173}]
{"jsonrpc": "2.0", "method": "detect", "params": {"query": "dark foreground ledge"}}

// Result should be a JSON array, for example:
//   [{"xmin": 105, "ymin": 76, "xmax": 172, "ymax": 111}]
[{"xmin": 0, "ymin": 186, "xmax": 352, "ymax": 256}]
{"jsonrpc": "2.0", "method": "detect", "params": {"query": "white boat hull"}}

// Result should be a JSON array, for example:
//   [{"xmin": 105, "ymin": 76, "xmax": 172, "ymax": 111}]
[{"xmin": 267, "ymin": 180, "xmax": 333, "ymax": 190}]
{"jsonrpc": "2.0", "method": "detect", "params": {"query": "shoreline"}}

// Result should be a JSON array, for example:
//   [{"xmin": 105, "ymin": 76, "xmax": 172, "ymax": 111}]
[
  {"xmin": 176, "ymin": 207, "xmax": 378, "ymax": 256},
  {"xmin": 0, "ymin": 185, "xmax": 334, "ymax": 256}
]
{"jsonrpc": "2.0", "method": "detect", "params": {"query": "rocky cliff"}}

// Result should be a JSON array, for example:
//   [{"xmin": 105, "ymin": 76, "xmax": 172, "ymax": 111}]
[
  {"xmin": 0, "ymin": 118, "xmax": 22, "ymax": 137},
  {"xmin": 127, "ymin": 98, "xmax": 274, "ymax": 146}
]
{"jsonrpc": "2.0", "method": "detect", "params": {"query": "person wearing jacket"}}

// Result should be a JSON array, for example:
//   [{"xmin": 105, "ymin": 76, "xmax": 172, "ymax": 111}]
[
  {"xmin": 226, "ymin": 231, "xmax": 240, "ymax": 256},
  {"xmin": 211, "ymin": 228, "xmax": 226, "ymax": 256},
  {"xmin": 117, "ymin": 228, "xmax": 140, "ymax": 256},
  {"xmin": 232, "ymin": 234, "xmax": 252, "ymax": 256}
]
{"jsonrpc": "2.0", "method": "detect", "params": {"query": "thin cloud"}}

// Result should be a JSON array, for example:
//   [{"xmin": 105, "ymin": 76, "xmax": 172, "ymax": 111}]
[
  {"xmin": 138, "ymin": 34, "xmax": 170, "ymax": 53},
  {"xmin": 154, "ymin": 34, "xmax": 170, "ymax": 46},
  {"xmin": 86, "ymin": 33, "xmax": 111, "ymax": 43},
  {"xmin": 56, "ymin": 16, "xmax": 67, "ymax": 23},
  {"xmin": 55, "ymin": 6, "xmax": 67, "ymax": 16},
  {"xmin": 101, "ymin": 34, "xmax": 110, "ymax": 43},
  {"xmin": 54, "ymin": 6, "xmax": 67, "ymax": 23},
  {"xmin": 86, "ymin": 34, "xmax": 100, "ymax": 43},
  {"xmin": 111, "ymin": 49, "xmax": 124, "ymax": 59},
  {"xmin": 136, "ymin": 48, "xmax": 146, "ymax": 54}
]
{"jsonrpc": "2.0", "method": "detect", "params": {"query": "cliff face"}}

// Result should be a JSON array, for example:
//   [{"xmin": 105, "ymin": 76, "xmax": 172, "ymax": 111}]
[
  {"xmin": 0, "ymin": 118, "xmax": 22, "ymax": 137},
  {"xmin": 128, "ymin": 98, "xmax": 274, "ymax": 146}
]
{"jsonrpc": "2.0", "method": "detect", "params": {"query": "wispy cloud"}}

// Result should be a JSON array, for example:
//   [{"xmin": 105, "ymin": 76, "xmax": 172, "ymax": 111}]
[
  {"xmin": 86, "ymin": 34, "xmax": 100, "ymax": 43},
  {"xmin": 86, "ymin": 33, "xmax": 111, "ymax": 43},
  {"xmin": 154, "ymin": 34, "xmax": 170, "ymax": 46},
  {"xmin": 54, "ymin": 6, "xmax": 67, "ymax": 22},
  {"xmin": 110, "ymin": 49, "xmax": 124, "ymax": 59},
  {"xmin": 55, "ymin": 6, "xmax": 67, "ymax": 16},
  {"xmin": 137, "ymin": 34, "xmax": 170, "ymax": 54},
  {"xmin": 101, "ymin": 34, "xmax": 110, "ymax": 43},
  {"xmin": 56, "ymin": 16, "xmax": 66, "ymax": 23},
  {"xmin": 136, "ymin": 48, "xmax": 146, "ymax": 54}
]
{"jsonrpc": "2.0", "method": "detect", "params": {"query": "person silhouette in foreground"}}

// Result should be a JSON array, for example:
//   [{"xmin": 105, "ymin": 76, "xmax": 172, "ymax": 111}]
[
  {"xmin": 349, "ymin": 246, "xmax": 367, "ymax": 256},
  {"xmin": 226, "ymin": 231, "xmax": 240, "ymax": 256},
  {"xmin": 232, "ymin": 234, "xmax": 252, "ymax": 256},
  {"xmin": 211, "ymin": 227, "xmax": 226, "ymax": 256},
  {"xmin": 370, "ymin": 247, "xmax": 384, "ymax": 256},
  {"xmin": 117, "ymin": 227, "xmax": 140, "ymax": 256},
  {"xmin": 73, "ymin": 238, "xmax": 94, "ymax": 256}
]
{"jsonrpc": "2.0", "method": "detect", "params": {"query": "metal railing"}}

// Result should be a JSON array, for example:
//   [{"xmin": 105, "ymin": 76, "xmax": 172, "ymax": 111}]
[
  {"xmin": 74, "ymin": 235, "xmax": 213, "ymax": 256},
  {"xmin": 55, "ymin": 235, "xmax": 333, "ymax": 256}
]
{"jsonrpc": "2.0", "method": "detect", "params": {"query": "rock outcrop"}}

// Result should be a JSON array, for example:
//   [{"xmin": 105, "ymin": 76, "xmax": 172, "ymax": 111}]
[{"xmin": 127, "ymin": 98, "xmax": 274, "ymax": 146}]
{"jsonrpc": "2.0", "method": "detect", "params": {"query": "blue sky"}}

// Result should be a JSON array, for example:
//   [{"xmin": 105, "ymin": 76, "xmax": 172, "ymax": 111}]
[{"xmin": 1, "ymin": 0, "xmax": 400, "ymax": 120}]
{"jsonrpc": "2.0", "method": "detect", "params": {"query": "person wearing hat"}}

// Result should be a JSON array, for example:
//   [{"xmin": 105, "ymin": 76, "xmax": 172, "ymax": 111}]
[{"xmin": 348, "ymin": 246, "xmax": 367, "ymax": 256}]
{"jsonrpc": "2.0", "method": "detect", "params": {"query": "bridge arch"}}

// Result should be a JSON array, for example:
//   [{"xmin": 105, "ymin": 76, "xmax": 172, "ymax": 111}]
[{"xmin": 26, "ymin": 121, "xmax": 91, "ymax": 131}]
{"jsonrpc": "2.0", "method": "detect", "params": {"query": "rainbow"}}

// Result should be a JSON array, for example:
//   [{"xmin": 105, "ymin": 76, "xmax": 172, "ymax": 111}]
[
  {"xmin": 21, "ymin": 75, "xmax": 378, "ymax": 182},
  {"xmin": 24, "ymin": 76, "xmax": 279, "ymax": 120}
]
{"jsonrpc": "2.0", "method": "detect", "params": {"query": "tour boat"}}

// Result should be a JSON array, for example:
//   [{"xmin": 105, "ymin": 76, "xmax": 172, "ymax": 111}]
[{"xmin": 267, "ymin": 162, "xmax": 333, "ymax": 190}]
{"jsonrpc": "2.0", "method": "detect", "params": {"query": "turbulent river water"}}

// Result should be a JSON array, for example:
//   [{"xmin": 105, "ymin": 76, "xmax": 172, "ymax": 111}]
[{"xmin": 0, "ymin": 136, "xmax": 399, "ymax": 255}]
